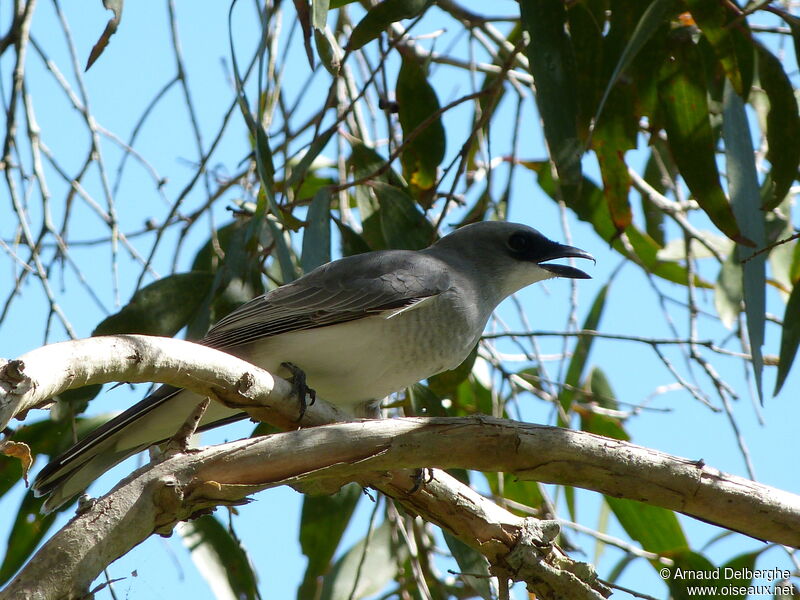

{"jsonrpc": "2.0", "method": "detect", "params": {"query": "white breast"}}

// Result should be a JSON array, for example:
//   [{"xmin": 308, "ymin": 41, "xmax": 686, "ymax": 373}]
[{"xmin": 239, "ymin": 293, "xmax": 487, "ymax": 410}]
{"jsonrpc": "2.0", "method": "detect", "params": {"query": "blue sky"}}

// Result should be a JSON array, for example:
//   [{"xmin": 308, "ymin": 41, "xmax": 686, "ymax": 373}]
[{"xmin": 1, "ymin": 1, "xmax": 798, "ymax": 598}]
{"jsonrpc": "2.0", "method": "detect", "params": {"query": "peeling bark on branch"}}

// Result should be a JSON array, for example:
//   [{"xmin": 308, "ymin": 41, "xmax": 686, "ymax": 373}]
[
  {"xmin": 1, "ymin": 336, "xmax": 799, "ymax": 599},
  {"xmin": 0, "ymin": 334, "xmax": 349, "ymax": 430},
  {"xmin": 188, "ymin": 417, "xmax": 800, "ymax": 548}
]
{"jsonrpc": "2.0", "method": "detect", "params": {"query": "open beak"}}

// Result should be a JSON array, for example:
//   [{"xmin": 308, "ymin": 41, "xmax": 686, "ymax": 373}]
[{"xmin": 537, "ymin": 244, "xmax": 595, "ymax": 279}]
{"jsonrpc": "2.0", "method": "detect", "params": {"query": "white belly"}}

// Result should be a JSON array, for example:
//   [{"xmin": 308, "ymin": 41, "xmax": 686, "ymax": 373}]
[{"xmin": 238, "ymin": 296, "xmax": 485, "ymax": 409}]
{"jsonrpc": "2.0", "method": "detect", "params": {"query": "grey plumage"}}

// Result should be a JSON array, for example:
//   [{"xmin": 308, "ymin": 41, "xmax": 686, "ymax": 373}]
[{"xmin": 33, "ymin": 221, "xmax": 593, "ymax": 511}]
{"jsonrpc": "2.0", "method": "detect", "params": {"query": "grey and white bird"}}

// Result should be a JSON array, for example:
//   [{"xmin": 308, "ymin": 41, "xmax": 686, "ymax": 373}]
[{"xmin": 33, "ymin": 221, "xmax": 593, "ymax": 510}]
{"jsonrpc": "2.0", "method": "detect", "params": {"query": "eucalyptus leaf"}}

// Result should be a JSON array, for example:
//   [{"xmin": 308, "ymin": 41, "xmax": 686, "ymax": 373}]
[
  {"xmin": 723, "ymin": 80, "xmax": 766, "ymax": 402},
  {"xmin": 179, "ymin": 516, "xmax": 260, "ymax": 600},
  {"xmin": 520, "ymin": 0, "xmax": 581, "ymax": 185},
  {"xmin": 320, "ymin": 521, "xmax": 401, "ymax": 600}
]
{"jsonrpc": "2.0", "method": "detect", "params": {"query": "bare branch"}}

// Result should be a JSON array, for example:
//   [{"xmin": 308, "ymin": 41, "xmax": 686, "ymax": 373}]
[
  {"xmin": 1, "ymin": 335, "xmax": 799, "ymax": 600},
  {"xmin": 0, "ymin": 334, "xmax": 347, "ymax": 431}
]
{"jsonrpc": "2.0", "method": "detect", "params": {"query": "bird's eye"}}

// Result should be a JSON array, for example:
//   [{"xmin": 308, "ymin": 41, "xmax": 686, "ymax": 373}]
[{"xmin": 507, "ymin": 232, "xmax": 530, "ymax": 252}]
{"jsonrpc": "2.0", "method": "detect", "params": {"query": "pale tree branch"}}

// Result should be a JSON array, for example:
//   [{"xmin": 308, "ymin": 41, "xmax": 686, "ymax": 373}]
[
  {"xmin": 0, "ymin": 420, "xmax": 611, "ymax": 600},
  {"xmin": 0, "ymin": 334, "xmax": 346, "ymax": 431},
  {"xmin": 1, "ymin": 336, "xmax": 799, "ymax": 599}
]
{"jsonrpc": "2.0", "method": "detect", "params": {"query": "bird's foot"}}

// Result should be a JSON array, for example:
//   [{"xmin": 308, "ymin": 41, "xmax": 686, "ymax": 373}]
[
  {"xmin": 409, "ymin": 467, "xmax": 434, "ymax": 493},
  {"xmin": 76, "ymin": 494, "xmax": 97, "ymax": 516},
  {"xmin": 281, "ymin": 362, "xmax": 316, "ymax": 421}
]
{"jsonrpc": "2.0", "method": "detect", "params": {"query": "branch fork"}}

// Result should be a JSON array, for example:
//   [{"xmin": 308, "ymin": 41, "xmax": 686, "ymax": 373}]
[{"xmin": 1, "ymin": 335, "xmax": 798, "ymax": 600}]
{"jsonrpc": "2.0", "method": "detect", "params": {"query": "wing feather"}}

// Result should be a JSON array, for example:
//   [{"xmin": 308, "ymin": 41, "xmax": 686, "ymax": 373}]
[
  {"xmin": 202, "ymin": 250, "xmax": 451, "ymax": 350},
  {"xmin": 33, "ymin": 248, "xmax": 451, "ymax": 507}
]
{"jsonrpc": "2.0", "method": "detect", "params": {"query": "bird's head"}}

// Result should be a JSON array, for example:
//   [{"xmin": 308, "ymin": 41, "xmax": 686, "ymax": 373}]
[{"xmin": 430, "ymin": 221, "xmax": 594, "ymax": 299}]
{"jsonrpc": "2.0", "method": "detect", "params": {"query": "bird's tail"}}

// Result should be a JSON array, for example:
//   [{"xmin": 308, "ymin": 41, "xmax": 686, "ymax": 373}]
[{"xmin": 33, "ymin": 386, "xmax": 245, "ymax": 512}]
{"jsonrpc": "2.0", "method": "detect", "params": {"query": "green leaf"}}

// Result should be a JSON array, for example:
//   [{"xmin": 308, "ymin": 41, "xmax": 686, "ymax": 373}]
[
  {"xmin": 298, "ymin": 484, "xmax": 361, "ymax": 600},
  {"xmin": 287, "ymin": 126, "xmax": 337, "ymax": 194},
  {"xmin": 791, "ymin": 239, "xmax": 800, "ymax": 284},
  {"xmin": 578, "ymin": 367, "xmax": 630, "ymax": 442},
  {"xmin": 775, "ymin": 280, "xmax": 800, "ymax": 395},
  {"xmin": 593, "ymin": 0, "xmax": 675, "ymax": 136},
  {"xmin": 265, "ymin": 211, "xmax": 301, "ymax": 284},
  {"xmin": 320, "ymin": 521, "xmax": 401, "ymax": 600},
  {"xmin": 754, "ymin": 42, "xmax": 800, "ymax": 210},
  {"xmin": 228, "ymin": 12, "xmax": 276, "ymax": 213},
  {"xmin": 186, "ymin": 232, "xmax": 255, "ymax": 340},
  {"xmin": 407, "ymin": 383, "xmax": 446, "ymax": 417},
  {"xmin": 188, "ymin": 220, "xmax": 267, "ymax": 339},
  {"xmin": 483, "ymin": 472, "xmax": 545, "ymax": 512},
  {"xmin": 348, "ymin": 142, "xmax": 406, "ymax": 189},
  {"xmin": 452, "ymin": 374, "xmax": 493, "ymax": 416},
  {"xmin": 0, "ymin": 491, "xmax": 57, "ymax": 586},
  {"xmin": 370, "ymin": 181, "xmax": 435, "ymax": 250},
  {"xmin": 719, "ymin": 551, "xmax": 760, "ymax": 600},
  {"xmin": 656, "ymin": 232, "xmax": 731, "ymax": 261},
  {"xmin": 457, "ymin": 188, "xmax": 492, "ymax": 228},
  {"xmin": 663, "ymin": 550, "xmax": 719, "ymax": 599},
  {"xmin": 714, "ymin": 251, "xmax": 742, "ymax": 329},
  {"xmin": 0, "ymin": 415, "xmax": 117, "ymax": 583},
  {"xmin": 520, "ymin": 0, "xmax": 581, "ymax": 185},
  {"xmin": 50, "ymin": 385, "xmax": 105, "ymax": 417},
  {"xmin": 567, "ymin": 0, "xmax": 605, "ymax": 138},
  {"xmin": 591, "ymin": 1, "xmax": 667, "ymax": 234},
  {"xmin": 657, "ymin": 27, "xmax": 749, "ymax": 246},
  {"xmin": 347, "ymin": 0, "xmax": 429, "ymax": 51},
  {"xmin": 593, "ymin": 129, "xmax": 633, "ymax": 234},
  {"xmin": 314, "ymin": 27, "xmax": 341, "ymax": 75},
  {"xmin": 253, "ymin": 126, "xmax": 277, "ymax": 195},
  {"xmin": 301, "ymin": 188, "xmax": 332, "ymax": 273},
  {"xmin": 290, "ymin": 173, "xmax": 337, "ymax": 203},
  {"xmin": 630, "ymin": 13, "xmax": 673, "ymax": 119},
  {"xmin": 528, "ymin": 161, "xmax": 711, "ymax": 288},
  {"xmin": 471, "ymin": 378, "xmax": 492, "ymax": 416},
  {"xmin": 396, "ymin": 54, "xmax": 446, "ymax": 204},
  {"xmin": 0, "ymin": 419, "xmax": 83, "ymax": 496},
  {"xmin": 94, "ymin": 272, "xmax": 215, "ymax": 338},
  {"xmin": 334, "ymin": 219, "xmax": 373, "ymax": 256},
  {"xmin": 564, "ymin": 483, "xmax": 577, "ymax": 523},
  {"xmin": 605, "ymin": 553, "xmax": 637, "ymax": 584},
  {"xmin": 588, "ymin": 2, "xmax": 663, "ymax": 234},
  {"xmin": 767, "ymin": 200, "xmax": 795, "ymax": 293},
  {"xmin": 30, "ymin": 415, "xmax": 114, "ymax": 460},
  {"xmin": 593, "ymin": 497, "xmax": 612, "ymax": 565},
  {"xmin": 723, "ymin": 80, "xmax": 766, "ymax": 402},
  {"xmin": 228, "ymin": 3, "xmax": 295, "ymax": 276},
  {"xmin": 179, "ymin": 515, "xmax": 260, "ymax": 600},
  {"xmin": 229, "ymin": 8, "xmax": 299, "ymax": 295},
  {"xmin": 443, "ymin": 532, "xmax": 492, "ymax": 600},
  {"xmin": 347, "ymin": 143, "xmax": 406, "ymax": 251},
  {"xmin": 0, "ymin": 456, "xmax": 25, "ymax": 500},
  {"xmin": 312, "ymin": 0, "xmax": 329, "ymax": 30},
  {"xmin": 605, "ymin": 496, "xmax": 687, "ymax": 555},
  {"xmin": 686, "ymin": 0, "xmax": 754, "ymax": 97},
  {"xmin": 293, "ymin": 0, "xmax": 315, "ymax": 68},
  {"xmin": 427, "ymin": 345, "xmax": 478, "ymax": 401}
]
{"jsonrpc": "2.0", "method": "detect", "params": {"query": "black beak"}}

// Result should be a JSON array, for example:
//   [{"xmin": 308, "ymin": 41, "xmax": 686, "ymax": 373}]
[{"xmin": 537, "ymin": 243, "xmax": 594, "ymax": 279}]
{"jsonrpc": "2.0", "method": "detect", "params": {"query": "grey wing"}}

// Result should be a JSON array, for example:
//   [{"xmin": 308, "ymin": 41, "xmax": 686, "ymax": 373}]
[
  {"xmin": 32, "ymin": 250, "xmax": 450, "ymax": 510},
  {"xmin": 201, "ymin": 250, "xmax": 452, "ymax": 350},
  {"xmin": 32, "ymin": 383, "xmax": 245, "ymax": 506}
]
